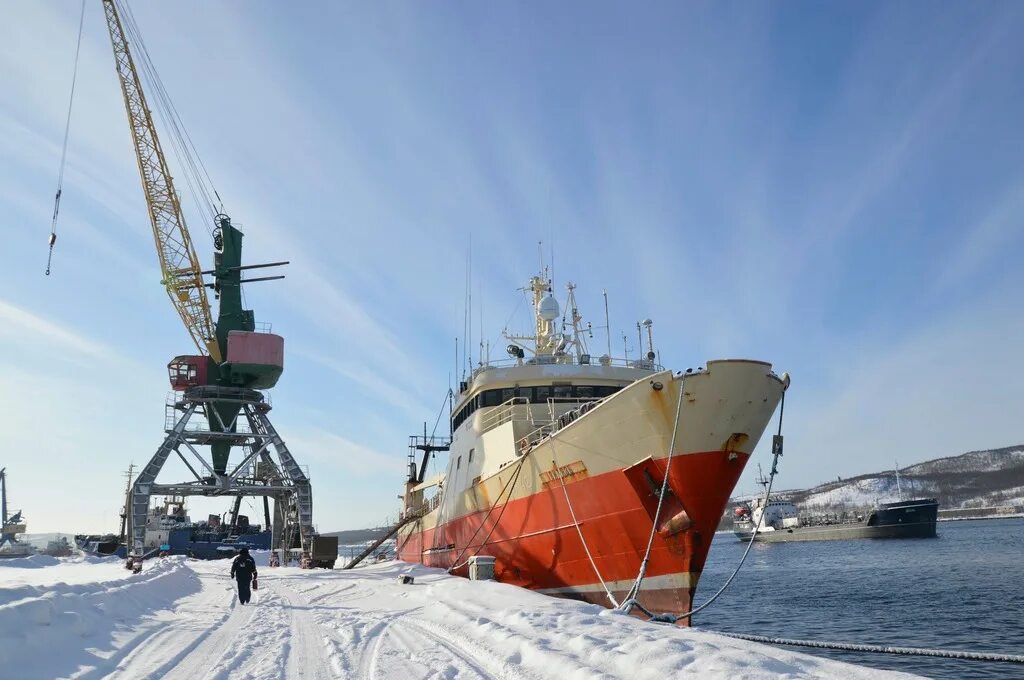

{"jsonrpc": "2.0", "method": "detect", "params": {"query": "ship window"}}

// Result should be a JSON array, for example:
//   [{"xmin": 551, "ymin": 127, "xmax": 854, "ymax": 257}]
[
  {"xmin": 516, "ymin": 387, "xmax": 531, "ymax": 400},
  {"xmin": 575, "ymin": 386, "xmax": 595, "ymax": 398},
  {"xmin": 482, "ymin": 390, "xmax": 502, "ymax": 407},
  {"xmin": 468, "ymin": 449, "xmax": 474, "ymax": 463},
  {"xmin": 457, "ymin": 456, "xmax": 461, "ymax": 470},
  {"xmin": 501, "ymin": 388, "xmax": 516, "ymax": 402},
  {"xmin": 553, "ymin": 384, "xmax": 572, "ymax": 399},
  {"xmin": 535, "ymin": 386, "xmax": 551, "ymax": 402}
]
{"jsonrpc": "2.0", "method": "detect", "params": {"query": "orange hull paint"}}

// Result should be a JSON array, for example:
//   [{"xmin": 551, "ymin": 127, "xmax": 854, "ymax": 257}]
[{"xmin": 398, "ymin": 449, "xmax": 750, "ymax": 624}]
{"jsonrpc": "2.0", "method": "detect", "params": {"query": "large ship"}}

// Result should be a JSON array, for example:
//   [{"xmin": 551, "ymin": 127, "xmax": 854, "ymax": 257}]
[{"xmin": 396, "ymin": 270, "xmax": 787, "ymax": 622}]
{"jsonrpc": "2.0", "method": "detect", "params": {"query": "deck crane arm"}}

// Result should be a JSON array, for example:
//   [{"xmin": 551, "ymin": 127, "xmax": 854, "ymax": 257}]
[{"xmin": 101, "ymin": 0, "xmax": 222, "ymax": 363}]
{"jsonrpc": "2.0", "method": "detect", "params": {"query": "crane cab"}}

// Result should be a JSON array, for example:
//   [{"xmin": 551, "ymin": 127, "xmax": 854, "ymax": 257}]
[
  {"xmin": 167, "ymin": 332, "xmax": 283, "ymax": 391},
  {"xmin": 168, "ymin": 356, "xmax": 209, "ymax": 390}
]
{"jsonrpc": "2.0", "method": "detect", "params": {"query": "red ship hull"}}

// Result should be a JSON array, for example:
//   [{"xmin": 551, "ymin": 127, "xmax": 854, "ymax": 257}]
[{"xmin": 398, "ymin": 448, "xmax": 750, "ymax": 624}]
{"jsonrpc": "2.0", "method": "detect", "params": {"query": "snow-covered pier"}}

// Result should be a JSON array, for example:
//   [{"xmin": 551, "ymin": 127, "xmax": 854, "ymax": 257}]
[{"xmin": 0, "ymin": 555, "xmax": 916, "ymax": 679}]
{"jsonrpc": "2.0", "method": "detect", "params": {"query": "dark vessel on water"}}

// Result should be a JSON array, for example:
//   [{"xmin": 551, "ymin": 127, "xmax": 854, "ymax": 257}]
[{"xmin": 734, "ymin": 496, "xmax": 939, "ymax": 542}]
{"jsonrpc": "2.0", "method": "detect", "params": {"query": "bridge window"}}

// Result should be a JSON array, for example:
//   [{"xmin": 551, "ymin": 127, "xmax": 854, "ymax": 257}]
[{"xmin": 452, "ymin": 384, "xmax": 626, "ymax": 428}]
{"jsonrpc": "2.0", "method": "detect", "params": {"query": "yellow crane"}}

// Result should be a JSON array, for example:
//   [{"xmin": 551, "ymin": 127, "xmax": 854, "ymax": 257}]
[{"xmin": 101, "ymin": 0, "xmax": 221, "ymax": 362}]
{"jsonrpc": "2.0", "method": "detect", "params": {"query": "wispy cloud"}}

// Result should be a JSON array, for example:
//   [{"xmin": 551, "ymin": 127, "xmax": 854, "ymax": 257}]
[
  {"xmin": 0, "ymin": 297, "xmax": 110, "ymax": 360},
  {"xmin": 936, "ymin": 177, "xmax": 1024, "ymax": 291},
  {"xmin": 2, "ymin": 1, "xmax": 1023, "ymax": 528}
]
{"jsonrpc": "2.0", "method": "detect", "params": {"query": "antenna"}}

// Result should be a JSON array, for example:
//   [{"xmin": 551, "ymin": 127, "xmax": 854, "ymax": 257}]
[
  {"xmin": 461, "ymin": 243, "xmax": 470, "ymax": 380},
  {"xmin": 636, "ymin": 322, "xmax": 643, "ymax": 360},
  {"xmin": 603, "ymin": 289, "xmax": 611, "ymax": 358},
  {"xmin": 895, "ymin": 462, "xmax": 903, "ymax": 500},
  {"xmin": 467, "ymin": 236, "xmax": 472, "ymax": 377},
  {"xmin": 622, "ymin": 332, "xmax": 629, "ymax": 360},
  {"xmin": 550, "ymin": 236, "xmax": 555, "ymax": 291}
]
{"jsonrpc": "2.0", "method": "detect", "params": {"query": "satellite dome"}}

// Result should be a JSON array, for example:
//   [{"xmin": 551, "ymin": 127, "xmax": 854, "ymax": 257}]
[{"xmin": 537, "ymin": 294, "xmax": 560, "ymax": 321}]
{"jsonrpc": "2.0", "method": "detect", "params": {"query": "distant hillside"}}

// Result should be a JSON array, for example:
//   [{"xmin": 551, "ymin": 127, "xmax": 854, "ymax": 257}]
[
  {"xmin": 784, "ymin": 445, "xmax": 1024, "ymax": 510},
  {"xmin": 321, "ymin": 527, "xmax": 391, "ymax": 544}
]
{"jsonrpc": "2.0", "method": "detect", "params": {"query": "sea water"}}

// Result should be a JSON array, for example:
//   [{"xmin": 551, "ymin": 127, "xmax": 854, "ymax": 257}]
[{"xmin": 695, "ymin": 518, "xmax": 1024, "ymax": 679}]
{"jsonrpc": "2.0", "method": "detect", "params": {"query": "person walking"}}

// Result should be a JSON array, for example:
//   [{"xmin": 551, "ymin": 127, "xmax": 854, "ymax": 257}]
[{"xmin": 230, "ymin": 547, "xmax": 258, "ymax": 605}]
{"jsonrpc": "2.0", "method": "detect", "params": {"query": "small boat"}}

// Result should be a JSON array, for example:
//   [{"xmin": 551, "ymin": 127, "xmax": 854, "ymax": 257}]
[
  {"xmin": 41, "ymin": 537, "xmax": 74, "ymax": 557},
  {"xmin": 0, "ymin": 543, "xmax": 35, "ymax": 560},
  {"xmin": 75, "ymin": 534, "xmax": 125, "ymax": 557}
]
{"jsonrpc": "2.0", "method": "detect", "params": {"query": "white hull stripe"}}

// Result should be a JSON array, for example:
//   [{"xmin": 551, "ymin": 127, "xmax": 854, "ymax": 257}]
[{"xmin": 536, "ymin": 571, "xmax": 695, "ymax": 595}]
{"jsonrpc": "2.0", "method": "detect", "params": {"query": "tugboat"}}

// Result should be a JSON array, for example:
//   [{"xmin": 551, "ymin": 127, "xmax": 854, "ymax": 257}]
[
  {"xmin": 733, "ymin": 470, "xmax": 938, "ymax": 542},
  {"xmin": 397, "ymin": 267, "xmax": 788, "ymax": 621}
]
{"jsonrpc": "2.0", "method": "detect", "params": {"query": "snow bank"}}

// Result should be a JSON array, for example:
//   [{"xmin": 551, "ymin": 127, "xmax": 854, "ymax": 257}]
[
  {"xmin": 0, "ymin": 556, "xmax": 919, "ymax": 678},
  {"xmin": 273, "ymin": 560, "xmax": 918, "ymax": 679},
  {"xmin": 0, "ymin": 557, "xmax": 202, "ymax": 678},
  {"xmin": 0, "ymin": 553, "xmax": 61, "ymax": 569}
]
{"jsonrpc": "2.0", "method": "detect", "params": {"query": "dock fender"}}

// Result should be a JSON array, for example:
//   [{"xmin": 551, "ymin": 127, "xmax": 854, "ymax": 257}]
[{"xmin": 622, "ymin": 457, "xmax": 692, "ymax": 537}]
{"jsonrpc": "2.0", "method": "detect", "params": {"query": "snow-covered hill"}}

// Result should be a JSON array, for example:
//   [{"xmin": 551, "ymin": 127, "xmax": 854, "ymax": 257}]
[{"xmin": 784, "ymin": 445, "xmax": 1024, "ymax": 510}]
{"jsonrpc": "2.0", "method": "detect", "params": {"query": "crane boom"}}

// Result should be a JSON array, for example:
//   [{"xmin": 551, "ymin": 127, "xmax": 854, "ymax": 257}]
[{"xmin": 102, "ymin": 0, "xmax": 222, "ymax": 363}]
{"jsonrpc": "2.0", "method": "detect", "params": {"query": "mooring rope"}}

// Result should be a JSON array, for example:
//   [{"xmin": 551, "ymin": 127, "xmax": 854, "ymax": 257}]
[
  {"xmin": 447, "ymin": 450, "xmax": 531, "ymax": 573},
  {"xmin": 616, "ymin": 373, "xmax": 688, "ymax": 607},
  {"xmin": 617, "ymin": 387, "xmax": 786, "ymax": 624},
  {"xmin": 552, "ymin": 441, "xmax": 620, "ymax": 607},
  {"xmin": 715, "ymin": 632, "xmax": 1024, "ymax": 665}
]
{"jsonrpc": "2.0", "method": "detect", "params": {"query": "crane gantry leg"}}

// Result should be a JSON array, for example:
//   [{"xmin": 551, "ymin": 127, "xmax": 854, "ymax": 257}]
[{"xmin": 126, "ymin": 386, "xmax": 313, "ymax": 559}]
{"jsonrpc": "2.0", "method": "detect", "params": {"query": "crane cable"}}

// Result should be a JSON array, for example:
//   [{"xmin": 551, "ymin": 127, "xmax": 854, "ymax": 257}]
[
  {"xmin": 46, "ymin": 0, "xmax": 87, "ymax": 276},
  {"xmin": 114, "ymin": 0, "xmax": 222, "ymax": 228}
]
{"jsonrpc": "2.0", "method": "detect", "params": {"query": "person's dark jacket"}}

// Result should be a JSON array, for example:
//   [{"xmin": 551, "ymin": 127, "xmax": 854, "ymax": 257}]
[{"xmin": 230, "ymin": 553, "xmax": 257, "ymax": 582}]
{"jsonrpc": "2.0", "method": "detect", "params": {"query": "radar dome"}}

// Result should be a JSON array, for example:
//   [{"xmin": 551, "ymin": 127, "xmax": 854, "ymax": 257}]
[{"xmin": 537, "ymin": 294, "xmax": 560, "ymax": 321}]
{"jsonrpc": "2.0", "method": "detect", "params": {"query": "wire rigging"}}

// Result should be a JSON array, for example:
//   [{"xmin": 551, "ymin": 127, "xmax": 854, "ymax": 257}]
[
  {"xmin": 114, "ymin": 0, "xmax": 222, "ymax": 230},
  {"xmin": 46, "ymin": 0, "xmax": 87, "ymax": 276}
]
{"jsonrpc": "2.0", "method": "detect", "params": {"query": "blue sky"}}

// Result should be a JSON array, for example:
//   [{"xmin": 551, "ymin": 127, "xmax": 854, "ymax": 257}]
[{"xmin": 2, "ymin": 1, "xmax": 1023, "ymax": 533}]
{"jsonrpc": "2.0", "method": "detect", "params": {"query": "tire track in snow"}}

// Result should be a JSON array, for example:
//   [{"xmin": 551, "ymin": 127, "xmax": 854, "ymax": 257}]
[
  {"xmin": 102, "ymin": 571, "xmax": 247, "ymax": 680},
  {"xmin": 273, "ymin": 570, "xmax": 534, "ymax": 680},
  {"xmin": 271, "ymin": 572, "xmax": 400, "ymax": 679},
  {"xmin": 271, "ymin": 578, "xmax": 341, "ymax": 680},
  {"xmin": 373, "ymin": 619, "xmax": 497, "ymax": 679}
]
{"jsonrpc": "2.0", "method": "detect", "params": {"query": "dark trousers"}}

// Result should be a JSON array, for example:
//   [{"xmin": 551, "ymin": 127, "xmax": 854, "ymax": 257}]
[{"xmin": 236, "ymin": 577, "xmax": 252, "ymax": 604}]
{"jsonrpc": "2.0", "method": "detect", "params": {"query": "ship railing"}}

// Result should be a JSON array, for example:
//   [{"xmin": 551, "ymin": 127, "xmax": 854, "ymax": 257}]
[
  {"xmin": 542, "ymin": 396, "xmax": 604, "ymax": 424},
  {"xmin": 480, "ymin": 397, "xmax": 531, "ymax": 431},
  {"xmin": 517, "ymin": 396, "xmax": 608, "ymax": 453},
  {"xmin": 403, "ymin": 494, "xmax": 441, "ymax": 519},
  {"xmin": 472, "ymin": 355, "xmax": 663, "ymax": 377}
]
